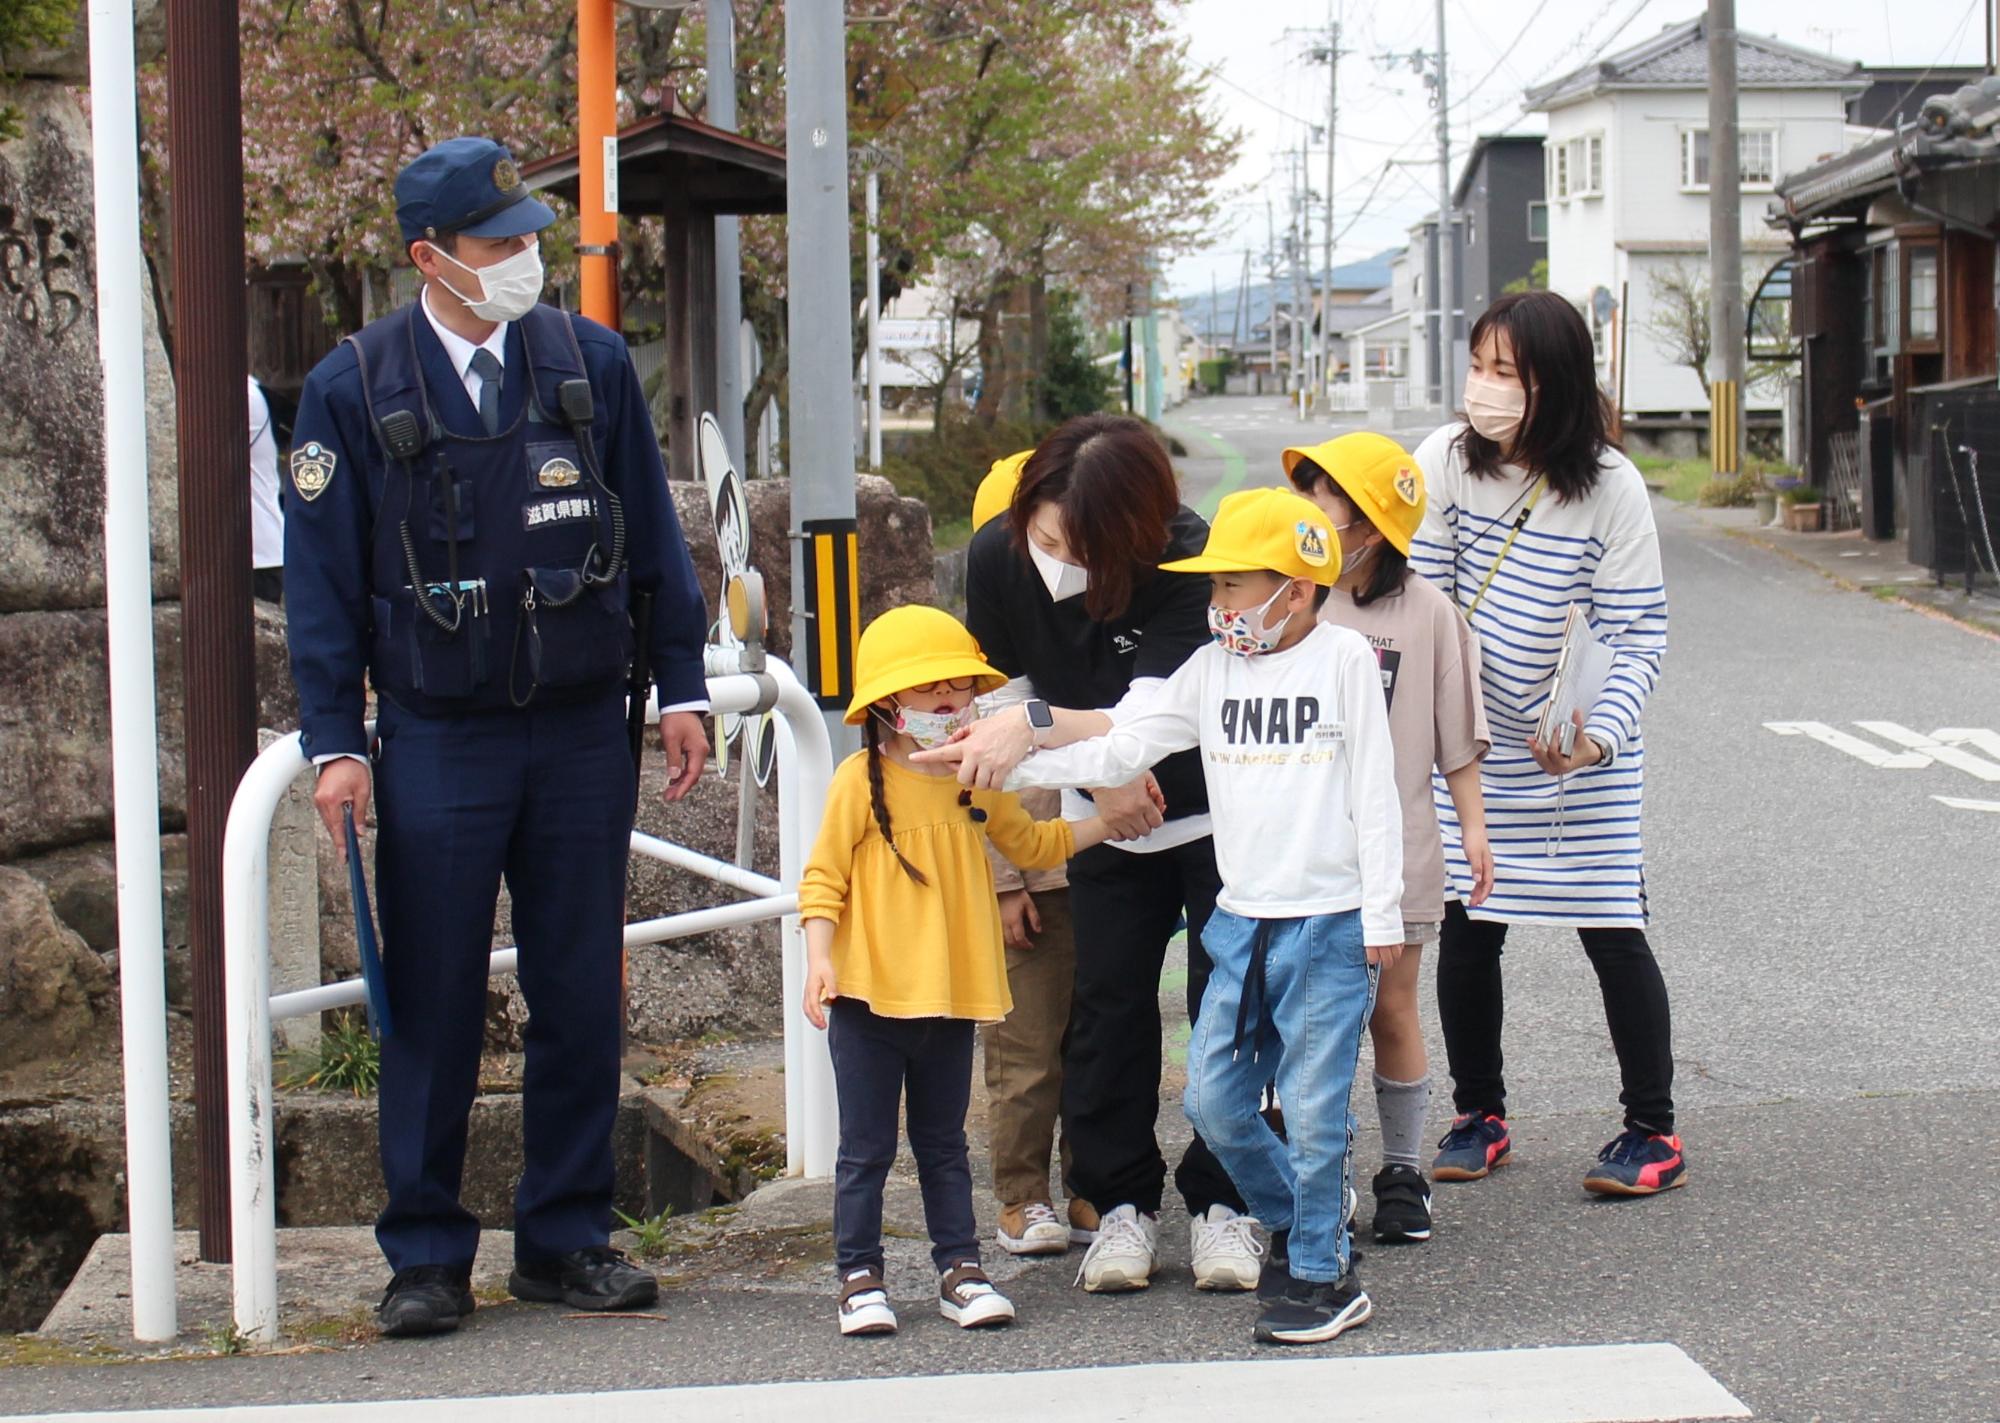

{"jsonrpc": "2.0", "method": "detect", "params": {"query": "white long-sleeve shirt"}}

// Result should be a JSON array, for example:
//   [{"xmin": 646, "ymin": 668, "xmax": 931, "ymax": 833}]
[{"xmin": 1009, "ymin": 622, "xmax": 1405, "ymax": 946}]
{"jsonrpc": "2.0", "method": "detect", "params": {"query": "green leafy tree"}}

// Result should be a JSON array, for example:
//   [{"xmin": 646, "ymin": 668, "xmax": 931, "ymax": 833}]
[
  {"xmin": 0, "ymin": 0, "xmax": 79, "ymax": 137},
  {"xmin": 1039, "ymin": 287, "xmax": 1112, "ymax": 420}
]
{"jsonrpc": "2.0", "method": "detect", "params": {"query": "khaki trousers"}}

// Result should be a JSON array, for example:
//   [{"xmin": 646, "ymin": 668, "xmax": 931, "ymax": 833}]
[{"xmin": 982, "ymin": 887, "xmax": 1076, "ymax": 1205}]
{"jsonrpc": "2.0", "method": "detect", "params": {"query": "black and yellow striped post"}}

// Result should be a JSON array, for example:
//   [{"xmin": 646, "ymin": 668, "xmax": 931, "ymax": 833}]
[
  {"xmin": 1709, "ymin": 378, "xmax": 1741, "ymax": 477},
  {"xmin": 798, "ymin": 517, "xmax": 860, "ymax": 711}
]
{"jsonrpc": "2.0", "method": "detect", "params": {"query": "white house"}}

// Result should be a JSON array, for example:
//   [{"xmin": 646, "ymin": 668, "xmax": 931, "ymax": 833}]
[{"xmin": 1525, "ymin": 18, "xmax": 1866, "ymax": 429}]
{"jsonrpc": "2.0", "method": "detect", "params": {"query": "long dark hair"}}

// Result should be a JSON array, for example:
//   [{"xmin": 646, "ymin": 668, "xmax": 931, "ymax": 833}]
[
  {"xmin": 863, "ymin": 715, "xmax": 928, "ymax": 886},
  {"xmin": 1010, "ymin": 413, "xmax": 1180, "ymax": 623},
  {"xmin": 1456, "ymin": 289, "xmax": 1619, "ymax": 504}
]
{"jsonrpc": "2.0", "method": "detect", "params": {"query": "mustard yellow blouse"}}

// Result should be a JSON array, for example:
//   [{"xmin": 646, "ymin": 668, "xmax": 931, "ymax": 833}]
[{"xmin": 798, "ymin": 751, "xmax": 1075, "ymax": 1021}]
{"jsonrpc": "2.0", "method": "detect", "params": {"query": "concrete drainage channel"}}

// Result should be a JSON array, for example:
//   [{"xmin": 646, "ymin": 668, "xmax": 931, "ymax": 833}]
[{"xmin": 1, "ymin": 1075, "xmax": 767, "ymax": 1339}]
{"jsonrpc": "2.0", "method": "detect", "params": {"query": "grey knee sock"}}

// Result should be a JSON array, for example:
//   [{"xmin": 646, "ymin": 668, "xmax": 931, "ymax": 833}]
[{"xmin": 1374, "ymin": 1072, "xmax": 1431, "ymax": 1171}]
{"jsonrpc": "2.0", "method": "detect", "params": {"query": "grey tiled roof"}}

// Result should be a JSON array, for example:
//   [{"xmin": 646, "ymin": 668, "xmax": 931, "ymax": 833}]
[{"xmin": 1526, "ymin": 17, "xmax": 1864, "ymax": 110}]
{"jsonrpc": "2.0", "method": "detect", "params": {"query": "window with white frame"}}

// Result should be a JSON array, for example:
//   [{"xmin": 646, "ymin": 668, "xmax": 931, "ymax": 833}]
[
  {"xmin": 1681, "ymin": 127, "xmax": 1778, "ymax": 190},
  {"xmin": 1552, "ymin": 143, "xmax": 1569, "ymax": 200},
  {"xmin": 1527, "ymin": 200, "xmax": 1548, "ymax": 242},
  {"xmin": 1568, "ymin": 133, "xmax": 1604, "ymax": 197}
]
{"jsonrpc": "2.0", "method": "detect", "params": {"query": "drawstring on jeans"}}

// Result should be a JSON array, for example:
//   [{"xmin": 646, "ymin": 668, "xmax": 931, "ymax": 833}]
[{"xmin": 1231, "ymin": 926, "xmax": 1271, "ymax": 1065}]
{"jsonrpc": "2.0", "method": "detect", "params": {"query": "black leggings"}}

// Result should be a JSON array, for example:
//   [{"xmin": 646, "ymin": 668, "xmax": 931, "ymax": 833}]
[{"xmin": 1435, "ymin": 901, "xmax": 1676, "ymax": 1135}]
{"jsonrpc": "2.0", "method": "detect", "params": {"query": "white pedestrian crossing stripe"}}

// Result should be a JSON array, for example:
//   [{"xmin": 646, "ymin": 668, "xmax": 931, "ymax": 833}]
[
  {"xmin": 1764, "ymin": 721, "xmax": 2000, "ymax": 810},
  {"xmin": 34, "ymin": 1344, "xmax": 1748, "ymax": 1423}
]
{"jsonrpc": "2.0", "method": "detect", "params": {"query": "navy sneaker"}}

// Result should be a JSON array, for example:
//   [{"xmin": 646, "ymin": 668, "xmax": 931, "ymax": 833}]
[
  {"xmin": 1432, "ymin": 1113, "xmax": 1511, "ymax": 1181},
  {"xmin": 1254, "ymin": 1269, "xmax": 1372, "ymax": 1346},
  {"xmin": 1583, "ymin": 1129, "xmax": 1687, "ymax": 1196}
]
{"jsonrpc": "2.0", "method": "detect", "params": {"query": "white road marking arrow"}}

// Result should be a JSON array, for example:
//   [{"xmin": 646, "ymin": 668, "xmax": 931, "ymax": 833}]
[
  {"xmin": 1934, "ymin": 795, "xmax": 2000, "ymax": 814},
  {"xmin": 1763, "ymin": 721, "xmax": 1932, "ymax": 769},
  {"xmin": 1855, "ymin": 722, "xmax": 2000, "ymax": 782}
]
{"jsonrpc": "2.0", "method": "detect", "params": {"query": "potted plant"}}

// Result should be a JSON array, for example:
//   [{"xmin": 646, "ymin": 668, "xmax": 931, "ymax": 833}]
[
  {"xmin": 1781, "ymin": 484, "xmax": 1823, "ymax": 532},
  {"xmin": 1752, "ymin": 481, "xmax": 1779, "ymax": 526}
]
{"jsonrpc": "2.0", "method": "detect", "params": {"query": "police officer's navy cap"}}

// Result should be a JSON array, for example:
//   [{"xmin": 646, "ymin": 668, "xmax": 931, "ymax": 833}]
[{"xmin": 396, "ymin": 137, "xmax": 556, "ymax": 244}]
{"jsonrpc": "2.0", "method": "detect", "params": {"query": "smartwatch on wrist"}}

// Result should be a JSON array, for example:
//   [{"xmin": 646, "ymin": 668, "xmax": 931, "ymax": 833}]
[{"xmin": 1023, "ymin": 698, "xmax": 1055, "ymax": 747}]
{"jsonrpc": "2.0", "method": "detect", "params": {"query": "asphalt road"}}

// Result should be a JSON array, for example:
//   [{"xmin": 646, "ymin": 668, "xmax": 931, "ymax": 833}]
[{"xmin": 5, "ymin": 395, "xmax": 1997, "ymax": 1421}]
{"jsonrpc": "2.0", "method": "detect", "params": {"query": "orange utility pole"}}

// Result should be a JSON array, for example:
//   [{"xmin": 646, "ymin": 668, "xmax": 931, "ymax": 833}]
[{"xmin": 578, "ymin": 0, "xmax": 621, "ymax": 328}]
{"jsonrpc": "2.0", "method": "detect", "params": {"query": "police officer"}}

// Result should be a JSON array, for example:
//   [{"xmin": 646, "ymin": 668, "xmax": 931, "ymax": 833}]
[{"xmin": 285, "ymin": 137, "xmax": 711, "ymax": 1337}]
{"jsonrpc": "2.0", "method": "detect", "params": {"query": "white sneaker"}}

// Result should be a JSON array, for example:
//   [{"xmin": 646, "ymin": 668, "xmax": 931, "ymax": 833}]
[
  {"xmin": 939, "ymin": 1262, "xmax": 1016, "ymax": 1328},
  {"xmin": 836, "ymin": 1268, "xmax": 897, "ymax": 1336},
  {"xmin": 1190, "ymin": 1204, "xmax": 1265, "ymax": 1291},
  {"xmin": 997, "ymin": 1201, "xmax": 1070, "ymax": 1256},
  {"xmin": 1075, "ymin": 1203, "xmax": 1158, "ymax": 1292}
]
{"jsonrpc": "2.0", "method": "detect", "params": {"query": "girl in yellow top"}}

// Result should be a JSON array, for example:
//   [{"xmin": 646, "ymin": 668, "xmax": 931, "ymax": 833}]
[{"xmin": 800, "ymin": 605, "xmax": 1109, "ymax": 1339}]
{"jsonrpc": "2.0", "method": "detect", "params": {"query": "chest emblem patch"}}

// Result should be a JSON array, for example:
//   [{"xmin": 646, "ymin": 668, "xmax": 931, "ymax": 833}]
[
  {"xmin": 290, "ymin": 442, "xmax": 335, "ymax": 502},
  {"xmin": 537, "ymin": 456, "xmax": 581, "ymax": 489}
]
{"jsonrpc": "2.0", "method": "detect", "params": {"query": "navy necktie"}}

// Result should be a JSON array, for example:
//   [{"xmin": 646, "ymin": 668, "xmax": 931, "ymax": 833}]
[{"xmin": 469, "ymin": 347, "xmax": 503, "ymax": 435}]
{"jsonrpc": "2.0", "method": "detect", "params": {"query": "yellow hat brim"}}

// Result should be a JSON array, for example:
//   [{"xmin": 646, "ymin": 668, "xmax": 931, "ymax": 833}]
[
  {"xmin": 1282, "ymin": 440, "xmax": 1421, "ymax": 555},
  {"xmin": 844, "ymin": 655, "xmax": 1007, "ymax": 724}
]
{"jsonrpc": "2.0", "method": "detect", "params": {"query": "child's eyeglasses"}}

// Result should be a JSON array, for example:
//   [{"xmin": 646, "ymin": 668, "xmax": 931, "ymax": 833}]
[{"xmin": 910, "ymin": 677, "xmax": 978, "ymax": 694}]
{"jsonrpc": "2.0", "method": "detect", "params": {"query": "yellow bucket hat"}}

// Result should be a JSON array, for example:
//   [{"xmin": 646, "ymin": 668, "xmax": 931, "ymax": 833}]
[
  {"xmin": 971, "ymin": 450, "xmax": 1033, "ymax": 531},
  {"xmin": 844, "ymin": 604, "xmax": 1008, "ymax": 724},
  {"xmin": 1282, "ymin": 432, "xmax": 1426, "ymax": 555},
  {"xmin": 1160, "ymin": 487, "xmax": 1341, "ymax": 587}
]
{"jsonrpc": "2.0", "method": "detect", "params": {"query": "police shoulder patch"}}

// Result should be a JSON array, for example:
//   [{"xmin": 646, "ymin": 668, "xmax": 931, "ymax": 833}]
[{"xmin": 290, "ymin": 441, "xmax": 336, "ymax": 502}]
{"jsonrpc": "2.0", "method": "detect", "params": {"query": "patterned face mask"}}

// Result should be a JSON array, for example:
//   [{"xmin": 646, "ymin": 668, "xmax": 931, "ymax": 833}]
[
  {"xmin": 1206, "ymin": 581, "xmax": 1294, "ymax": 658},
  {"xmin": 877, "ymin": 700, "xmax": 978, "ymax": 749}
]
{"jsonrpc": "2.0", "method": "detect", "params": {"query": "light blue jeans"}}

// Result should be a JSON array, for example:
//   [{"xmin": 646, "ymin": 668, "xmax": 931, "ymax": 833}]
[{"xmin": 1182, "ymin": 906, "xmax": 1378, "ymax": 1283}]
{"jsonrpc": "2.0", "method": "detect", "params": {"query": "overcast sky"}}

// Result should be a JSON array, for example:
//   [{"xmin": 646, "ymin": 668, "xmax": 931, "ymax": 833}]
[{"xmin": 1164, "ymin": 0, "xmax": 1990, "ymax": 300}]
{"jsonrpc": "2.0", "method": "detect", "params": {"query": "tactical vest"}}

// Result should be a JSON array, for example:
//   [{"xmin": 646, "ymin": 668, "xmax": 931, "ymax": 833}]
[{"xmin": 346, "ymin": 302, "xmax": 633, "ymax": 716}]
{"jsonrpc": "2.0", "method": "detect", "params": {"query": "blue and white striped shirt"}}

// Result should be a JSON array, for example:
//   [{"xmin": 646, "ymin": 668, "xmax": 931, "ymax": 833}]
[{"xmin": 1410, "ymin": 423, "xmax": 1668, "ymax": 928}]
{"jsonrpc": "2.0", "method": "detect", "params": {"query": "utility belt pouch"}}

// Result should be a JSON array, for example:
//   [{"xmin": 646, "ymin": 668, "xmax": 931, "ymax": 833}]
[{"xmin": 517, "ymin": 565, "xmax": 631, "ymax": 694}]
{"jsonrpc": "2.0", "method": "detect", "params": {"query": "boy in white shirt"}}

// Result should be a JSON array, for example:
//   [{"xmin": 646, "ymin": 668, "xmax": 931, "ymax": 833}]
[{"xmin": 918, "ymin": 487, "xmax": 1403, "ymax": 1344}]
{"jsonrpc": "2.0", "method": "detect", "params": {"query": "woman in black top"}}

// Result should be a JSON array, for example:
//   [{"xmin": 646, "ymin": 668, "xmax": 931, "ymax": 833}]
[{"xmin": 963, "ymin": 414, "xmax": 1250, "ymax": 1292}]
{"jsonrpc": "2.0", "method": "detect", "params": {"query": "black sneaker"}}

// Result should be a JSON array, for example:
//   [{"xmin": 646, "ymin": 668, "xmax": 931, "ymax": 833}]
[
  {"xmin": 508, "ymin": 1245, "xmax": 658, "ymax": 1311},
  {"xmin": 1254, "ymin": 1270, "xmax": 1373, "ymax": 1346},
  {"xmin": 378, "ymin": 1264, "xmax": 474, "ymax": 1337},
  {"xmin": 1256, "ymin": 1228, "xmax": 1290, "ymax": 1301},
  {"xmin": 1371, "ymin": 1164, "xmax": 1434, "ymax": 1243}
]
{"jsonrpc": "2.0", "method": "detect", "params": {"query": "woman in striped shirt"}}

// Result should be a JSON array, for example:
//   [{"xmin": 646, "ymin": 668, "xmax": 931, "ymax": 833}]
[{"xmin": 1409, "ymin": 290, "xmax": 1686, "ymax": 1198}]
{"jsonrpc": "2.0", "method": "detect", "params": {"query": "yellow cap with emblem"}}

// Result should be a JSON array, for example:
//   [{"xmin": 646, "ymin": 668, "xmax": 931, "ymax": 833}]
[
  {"xmin": 1281, "ymin": 432, "xmax": 1427, "ymax": 555},
  {"xmin": 1160, "ymin": 487, "xmax": 1341, "ymax": 586}
]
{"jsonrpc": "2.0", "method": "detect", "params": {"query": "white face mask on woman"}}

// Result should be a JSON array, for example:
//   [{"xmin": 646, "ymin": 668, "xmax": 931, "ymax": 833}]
[
  {"xmin": 1463, "ymin": 371, "xmax": 1530, "ymax": 448},
  {"xmin": 429, "ymin": 240, "xmax": 545, "ymax": 323},
  {"xmin": 1027, "ymin": 538, "xmax": 1090, "ymax": 602}
]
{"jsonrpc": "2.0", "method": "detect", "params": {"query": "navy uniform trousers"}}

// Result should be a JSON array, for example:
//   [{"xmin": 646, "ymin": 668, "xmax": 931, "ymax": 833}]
[{"xmin": 373, "ymin": 689, "xmax": 634, "ymax": 1272}]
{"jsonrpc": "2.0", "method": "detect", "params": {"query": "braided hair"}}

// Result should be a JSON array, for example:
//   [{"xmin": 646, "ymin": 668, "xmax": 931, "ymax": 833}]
[{"xmin": 864, "ymin": 714, "xmax": 929, "ymax": 886}]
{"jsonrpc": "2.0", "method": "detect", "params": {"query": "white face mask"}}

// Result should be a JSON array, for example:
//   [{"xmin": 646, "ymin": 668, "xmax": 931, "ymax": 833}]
[
  {"xmin": 430, "ymin": 240, "xmax": 545, "ymax": 323},
  {"xmin": 1028, "ymin": 538, "xmax": 1089, "ymax": 602},
  {"xmin": 875, "ymin": 700, "xmax": 977, "ymax": 750},
  {"xmin": 1463, "ymin": 371, "xmax": 1529, "ymax": 448}
]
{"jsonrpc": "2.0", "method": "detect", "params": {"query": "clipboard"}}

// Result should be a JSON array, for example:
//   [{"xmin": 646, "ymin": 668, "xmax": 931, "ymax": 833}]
[
  {"xmin": 344, "ymin": 805, "xmax": 393, "ymax": 1041},
  {"xmin": 1536, "ymin": 605, "xmax": 1615, "ymax": 755}
]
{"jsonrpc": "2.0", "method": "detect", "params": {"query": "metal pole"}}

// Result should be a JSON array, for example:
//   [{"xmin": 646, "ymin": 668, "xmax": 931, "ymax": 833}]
[
  {"xmin": 1291, "ymin": 151, "xmax": 1307, "ymax": 413},
  {"xmin": 1321, "ymin": 13, "xmax": 1340, "ymax": 408},
  {"xmin": 1435, "ymin": 0, "xmax": 1458, "ymax": 416},
  {"xmin": 785, "ymin": 0, "xmax": 860, "ymax": 753},
  {"xmin": 709, "ymin": 0, "xmax": 749, "ymax": 469},
  {"xmin": 865, "ymin": 167, "xmax": 882, "ymax": 469},
  {"xmin": 166, "ymin": 0, "xmax": 256, "ymax": 1264},
  {"xmin": 1141, "ymin": 261, "xmax": 1163, "ymax": 424},
  {"xmin": 579, "ymin": 0, "xmax": 619, "ymax": 328},
  {"xmin": 88, "ymin": 0, "xmax": 176, "ymax": 1343},
  {"xmin": 1707, "ymin": 0, "xmax": 1745, "ymax": 476}
]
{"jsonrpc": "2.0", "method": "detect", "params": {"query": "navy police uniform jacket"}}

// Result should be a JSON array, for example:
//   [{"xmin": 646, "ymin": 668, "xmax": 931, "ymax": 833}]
[{"xmin": 283, "ymin": 301, "xmax": 707, "ymax": 759}]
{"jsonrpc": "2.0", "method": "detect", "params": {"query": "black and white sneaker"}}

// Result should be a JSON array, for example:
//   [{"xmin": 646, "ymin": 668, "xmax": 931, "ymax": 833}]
[
  {"xmin": 1254, "ymin": 1269, "xmax": 1373, "ymax": 1346},
  {"xmin": 1371, "ymin": 1164, "xmax": 1434, "ymax": 1243}
]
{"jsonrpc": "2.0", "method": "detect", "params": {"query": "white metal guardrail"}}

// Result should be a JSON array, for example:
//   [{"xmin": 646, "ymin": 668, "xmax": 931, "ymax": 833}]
[{"xmin": 218, "ymin": 650, "xmax": 834, "ymax": 1340}]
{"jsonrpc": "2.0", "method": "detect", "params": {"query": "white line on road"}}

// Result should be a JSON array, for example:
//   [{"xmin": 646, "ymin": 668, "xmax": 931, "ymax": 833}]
[
  {"xmin": 1696, "ymin": 541, "xmax": 1746, "ymax": 567},
  {"xmin": 1854, "ymin": 722, "xmax": 2000, "ymax": 782},
  {"xmin": 1934, "ymin": 795, "xmax": 2000, "ymax": 814},
  {"xmin": 27, "ymin": 1344, "xmax": 1749, "ymax": 1423},
  {"xmin": 1762, "ymin": 721, "xmax": 1932, "ymax": 769}
]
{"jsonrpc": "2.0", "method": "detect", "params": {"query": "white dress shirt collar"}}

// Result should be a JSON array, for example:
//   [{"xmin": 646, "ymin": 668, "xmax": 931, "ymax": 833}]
[{"xmin": 419, "ymin": 286, "xmax": 507, "ymax": 391}]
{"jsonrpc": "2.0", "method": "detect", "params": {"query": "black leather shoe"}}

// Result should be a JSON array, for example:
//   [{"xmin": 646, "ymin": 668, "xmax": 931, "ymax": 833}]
[
  {"xmin": 378, "ymin": 1264, "xmax": 475, "ymax": 1337},
  {"xmin": 508, "ymin": 1245, "xmax": 658, "ymax": 1311}
]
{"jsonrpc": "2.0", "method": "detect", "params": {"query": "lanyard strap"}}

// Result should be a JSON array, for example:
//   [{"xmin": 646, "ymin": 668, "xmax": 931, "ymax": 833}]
[{"xmin": 1466, "ymin": 477, "xmax": 1545, "ymax": 617}]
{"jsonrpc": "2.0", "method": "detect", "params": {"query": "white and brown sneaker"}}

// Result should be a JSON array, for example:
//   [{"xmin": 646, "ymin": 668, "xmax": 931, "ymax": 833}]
[
  {"xmin": 997, "ymin": 1201, "xmax": 1070, "ymax": 1256},
  {"xmin": 1067, "ymin": 1196, "xmax": 1101, "ymax": 1246},
  {"xmin": 938, "ymin": 1262, "xmax": 1016, "ymax": 1328},
  {"xmin": 836, "ymin": 1267, "xmax": 896, "ymax": 1336}
]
